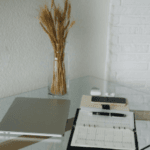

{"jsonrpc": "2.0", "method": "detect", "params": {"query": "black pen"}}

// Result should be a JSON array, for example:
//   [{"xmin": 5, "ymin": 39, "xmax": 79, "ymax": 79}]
[
  {"xmin": 111, "ymin": 113, "xmax": 126, "ymax": 117},
  {"xmin": 89, "ymin": 112, "xmax": 126, "ymax": 117}
]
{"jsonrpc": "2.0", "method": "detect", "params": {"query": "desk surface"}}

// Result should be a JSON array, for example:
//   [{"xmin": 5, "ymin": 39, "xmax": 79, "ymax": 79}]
[{"xmin": 0, "ymin": 76, "xmax": 149, "ymax": 150}]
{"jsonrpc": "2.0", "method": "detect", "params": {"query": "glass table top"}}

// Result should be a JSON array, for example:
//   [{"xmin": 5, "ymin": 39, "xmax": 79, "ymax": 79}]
[{"xmin": 0, "ymin": 76, "xmax": 150, "ymax": 150}]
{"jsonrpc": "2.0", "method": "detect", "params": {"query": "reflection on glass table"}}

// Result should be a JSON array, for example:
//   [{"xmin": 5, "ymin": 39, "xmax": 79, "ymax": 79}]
[{"xmin": 0, "ymin": 76, "xmax": 149, "ymax": 150}]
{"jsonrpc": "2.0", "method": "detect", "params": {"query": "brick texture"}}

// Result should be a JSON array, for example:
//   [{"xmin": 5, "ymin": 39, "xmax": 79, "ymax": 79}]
[
  {"xmin": 110, "ymin": 45, "xmax": 149, "ymax": 53},
  {"xmin": 107, "ymin": 0, "xmax": 150, "ymax": 93},
  {"xmin": 107, "ymin": 1, "xmax": 150, "ymax": 148}
]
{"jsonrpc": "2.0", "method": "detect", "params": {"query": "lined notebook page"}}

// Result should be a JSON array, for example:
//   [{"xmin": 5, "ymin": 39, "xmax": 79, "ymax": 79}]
[{"xmin": 71, "ymin": 126, "xmax": 135, "ymax": 150}]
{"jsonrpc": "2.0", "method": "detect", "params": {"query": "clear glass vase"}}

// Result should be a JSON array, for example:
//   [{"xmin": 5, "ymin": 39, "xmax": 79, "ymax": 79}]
[{"xmin": 48, "ymin": 42, "xmax": 69, "ymax": 98}]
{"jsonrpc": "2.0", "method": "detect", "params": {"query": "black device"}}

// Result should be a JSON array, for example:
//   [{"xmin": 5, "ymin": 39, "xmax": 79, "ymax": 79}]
[
  {"xmin": 92, "ymin": 96, "xmax": 126, "ymax": 104},
  {"xmin": 102, "ymin": 104, "xmax": 110, "ymax": 110}
]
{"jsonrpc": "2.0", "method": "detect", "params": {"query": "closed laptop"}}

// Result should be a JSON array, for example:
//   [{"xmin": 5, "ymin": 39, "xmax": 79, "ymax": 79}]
[{"xmin": 0, "ymin": 97, "xmax": 70, "ymax": 137}]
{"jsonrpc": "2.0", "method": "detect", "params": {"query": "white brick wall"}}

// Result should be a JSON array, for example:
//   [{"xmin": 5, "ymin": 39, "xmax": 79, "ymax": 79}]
[
  {"xmin": 106, "ymin": 1, "xmax": 150, "ymax": 149},
  {"xmin": 106, "ymin": 0, "xmax": 150, "ymax": 94}
]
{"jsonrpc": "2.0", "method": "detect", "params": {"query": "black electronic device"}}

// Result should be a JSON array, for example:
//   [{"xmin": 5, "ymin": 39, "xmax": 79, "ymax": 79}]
[{"xmin": 92, "ymin": 96, "xmax": 126, "ymax": 104}]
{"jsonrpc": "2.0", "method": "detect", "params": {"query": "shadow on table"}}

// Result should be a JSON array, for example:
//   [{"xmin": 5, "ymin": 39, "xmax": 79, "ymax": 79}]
[{"xmin": 0, "ymin": 117, "xmax": 75, "ymax": 150}]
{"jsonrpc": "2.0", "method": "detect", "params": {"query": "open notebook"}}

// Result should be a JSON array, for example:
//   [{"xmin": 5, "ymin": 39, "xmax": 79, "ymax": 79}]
[{"xmin": 67, "ymin": 107, "xmax": 138, "ymax": 150}]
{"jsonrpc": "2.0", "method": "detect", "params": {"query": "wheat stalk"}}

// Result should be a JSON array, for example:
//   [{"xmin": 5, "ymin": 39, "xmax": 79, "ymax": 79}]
[
  {"xmin": 37, "ymin": 0, "xmax": 75, "ymax": 95},
  {"xmin": 67, "ymin": 3, "xmax": 71, "ymax": 20},
  {"xmin": 39, "ymin": 22, "xmax": 57, "ymax": 53},
  {"xmin": 63, "ymin": 0, "xmax": 68, "ymax": 20},
  {"xmin": 51, "ymin": 0, "xmax": 54, "ymax": 9}
]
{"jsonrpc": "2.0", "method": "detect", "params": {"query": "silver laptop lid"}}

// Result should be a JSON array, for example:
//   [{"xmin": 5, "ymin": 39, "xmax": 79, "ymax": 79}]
[{"xmin": 0, "ymin": 97, "xmax": 70, "ymax": 137}]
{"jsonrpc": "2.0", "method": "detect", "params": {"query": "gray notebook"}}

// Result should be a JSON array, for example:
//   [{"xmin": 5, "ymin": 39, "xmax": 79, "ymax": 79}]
[{"xmin": 0, "ymin": 97, "xmax": 70, "ymax": 137}]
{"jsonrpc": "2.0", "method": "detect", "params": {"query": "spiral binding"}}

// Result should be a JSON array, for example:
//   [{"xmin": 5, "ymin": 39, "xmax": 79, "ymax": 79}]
[{"xmin": 83, "ymin": 124, "xmax": 126, "ymax": 129}]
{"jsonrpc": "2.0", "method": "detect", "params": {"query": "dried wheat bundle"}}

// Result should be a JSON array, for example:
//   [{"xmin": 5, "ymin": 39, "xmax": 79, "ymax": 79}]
[{"xmin": 37, "ymin": 0, "xmax": 75, "ymax": 95}]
